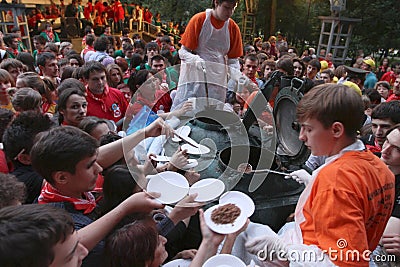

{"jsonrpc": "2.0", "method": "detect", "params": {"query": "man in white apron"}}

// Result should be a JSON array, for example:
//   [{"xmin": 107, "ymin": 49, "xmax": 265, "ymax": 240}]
[
  {"xmin": 246, "ymin": 84, "xmax": 395, "ymax": 266},
  {"xmin": 171, "ymin": 0, "xmax": 243, "ymax": 112}
]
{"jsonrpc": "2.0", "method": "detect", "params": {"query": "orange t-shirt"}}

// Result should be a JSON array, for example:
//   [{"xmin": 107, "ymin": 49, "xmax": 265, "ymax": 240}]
[
  {"xmin": 180, "ymin": 11, "xmax": 243, "ymax": 59},
  {"xmin": 300, "ymin": 150, "xmax": 394, "ymax": 266}
]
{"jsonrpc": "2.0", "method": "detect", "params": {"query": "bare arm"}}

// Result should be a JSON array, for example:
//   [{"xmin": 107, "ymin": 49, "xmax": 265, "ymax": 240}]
[
  {"xmin": 220, "ymin": 219, "xmax": 249, "ymax": 254},
  {"xmin": 78, "ymin": 191, "xmax": 163, "ymax": 251},
  {"xmin": 97, "ymin": 118, "xmax": 173, "ymax": 168},
  {"xmin": 189, "ymin": 209, "xmax": 225, "ymax": 267}
]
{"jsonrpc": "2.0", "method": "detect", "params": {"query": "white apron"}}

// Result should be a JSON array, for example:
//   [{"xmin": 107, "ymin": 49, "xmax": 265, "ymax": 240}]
[{"xmin": 172, "ymin": 9, "xmax": 230, "ymax": 111}]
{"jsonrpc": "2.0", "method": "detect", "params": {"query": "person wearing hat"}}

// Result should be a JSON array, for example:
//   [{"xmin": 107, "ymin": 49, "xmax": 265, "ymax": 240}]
[
  {"xmin": 343, "ymin": 65, "xmax": 369, "ymax": 91},
  {"xmin": 362, "ymin": 58, "xmax": 378, "ymax": 89}
]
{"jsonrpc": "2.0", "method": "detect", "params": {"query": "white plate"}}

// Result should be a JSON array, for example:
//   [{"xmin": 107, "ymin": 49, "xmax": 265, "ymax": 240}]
[
  {"xmin": 181, "ymin": 143, "xmax": 210, "ymax": 155},
  {"xmin": 188, "ymin": 178, "xmax": 225, "ymax": 202},
  {"xmin": 204, "ymin": 203, "xmax": 248, "ymax": 234},
  {"xmin": 150, "ymin": 155, "xmax": 171, "ymax": 162},
  {"xmin": 171, "ymin": 125, "xmax": 191, "ymax": 142},
  {"xmin": 146, "ymin": 171, "xmax": 189, "ymax": 204},
  {"xmin": 151, "ymin": 155, "xmax": 198, "ymax": 170},
  {"xmin": 219, "ymin": 191, "xmax": 255, "ymax": 217},
  {"xmin": 182, "ymin": 159, "xmax": 198, "ymax": 170},
  {"xmin": 162, "ymin": 258, "xmax": 191, "ymax": 267},
  {"xmin": 203, "ymin": 254, "xmax": 246, "ymax": 267}
]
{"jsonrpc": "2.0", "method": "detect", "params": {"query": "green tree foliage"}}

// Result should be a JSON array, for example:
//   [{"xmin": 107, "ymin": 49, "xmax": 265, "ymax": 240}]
[
  {"xmin": 342, "ymin": 0, "xmax": 400, "ymax": 55},
  {"xmin": 143, "ymin": 0, "xmax": 210, "ymax": 24}
]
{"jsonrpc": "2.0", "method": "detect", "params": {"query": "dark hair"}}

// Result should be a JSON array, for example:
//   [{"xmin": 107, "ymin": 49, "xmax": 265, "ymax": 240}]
[
  {"xmin": 212, "ymin": 0, "xmax": 238, "ymax": 9},
  {"xmin": 128, "ymin": 69, "xmax": 150, "ymax": 96},
  {"xmin": 57, "ymin": 87, "xmax": 87, "ymax": 125},
  {"xmin": 16, "ymin": 72, "xmax": 46, "ymax": 95},
  {"xmin": 371, "ymin": 101, "xmax": 400, "ymax": 123},
  {"xmin": 58, "ymin": 78, "xmax": 86, "ymax": 95},
  {"xmin": 36, "ymin": 52, "xmax": 56, "ymax": 68},
  {"xmin": 2, "ymin": 34, "xmax": 18, "ymax": 47},
  {"xmin": 243, "ymin": 53, "xmax": 258, "ymax": 64},
  {"xmin": 3, "ymin": 111, "xmax": 53, "ymax": 164},
  {"xmin": 12, "ymin": 88, "xmax": 42, "ymax": 112},
  {"xmin": 82, "ymin": 61, "xmax": 106, "ymax": 80},
  {"xmin": 321, "ymin": 69, "xmax": 334, "ymax": 79},
  {"xmin": 44, "ymin": 42, "xmax": 58, "ymax": 55},
  {"xmin": 122, "ymin": 42, "xmax": 133, "ymax": 52},
  {"xmin": 99, "ymin": 131, "xmax": 121, "ymax": 146},
  {"xmin": 160, "ymin": 35, "xmax": 171, "ymax": 44},
  {"xmin": 58, "ymin": 58, "xmax": 69, "ymax": 68},
  {"xmin": 0, "ymin": 204, "xmax": 74, "ymax": 267},
  {"xmin": 150, "ymin": 54, "xmax": 166, "ymax": 66},
  {"xmin": 277, "ymin": 57, "xmax": 294, "ymax": 76},
  {"xmin": 0, "ymin": 173, "xmax": 25, "ymax": 208},
  {"xmin": 101, "ymin": 165, "xmax": 142, "ymax": 214},
  {"xmin": 364, "ymin": 88, "xmax": 381, "ymax": 105},
  {"xmin": 122, "ymin": 28, "xmax": 130, "ymax": 36},
  {"xmin": 308, "ymin": 59, "xmax": 321, "ymax": 71},
  {"xmin": 292, "ymin": 57, "xmax": 305, "ymax": 77},
  {"xmin": 0, "ymin": 108, "xmax": 14, "ymax": 142},
  {"xmin": 144, "ymin": 42, "xmax": 159, "ymax": 55},
  {"xmin": 86, "ymin": 33, "xmax": 96, "ymax": 46},
  {"xmin": 130, "ymin": 53, "xmax": 144, "ymax": 69},
  {"xmin": 0, "ymin": 58, "xmax": 23, "ymax": 72},
  {"xmin": 134, "ymin": 40, "xmax": 146, "ymax": 50},
  {"xmin": 104, "ymin": 219, "xmax": 158, "ymax": 267},
  {"xmin": 33, "ymin": 35, "xmax": 47, "ymax": 45},
  {"xmin": 78, "ymin": 116, "xmax": 113, "ymax": 136},
  {"xmin": 60, "ymin": 66, "xmax": 75, "ymax": 81},
  {"xmin": 67, "ymin": 53, "xmax": 84, "ymax": 67},
  {"xmin": 30, "ymin": 126, "xmax": 98, "ymax": 184},
  {"xmin": 297, "ymin": 83, "xmax": 364, "ymax": 137},
  {"xmin": 0, "ymin": 69, "xmax": 14, "ymax": 87},
  {"xmin": 72, "ymin": 67, "xmax": 85, "ymax": 80},
  {"xmin": 16, "ymin": 52, "xmax": 35, "ymax": 72},
  {"xmin": 93, "ymin": 36, "xmax": 110, "ymax": 52},
  {"xmin": 84, "ymin": 25, "xmax": 93, "ymax": 35}
]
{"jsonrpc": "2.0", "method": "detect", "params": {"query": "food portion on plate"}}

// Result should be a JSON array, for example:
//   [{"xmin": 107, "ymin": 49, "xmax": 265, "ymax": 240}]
[
  {"xmin": 203, "ymin": 191, "xmax": 255, "ymax": 234},
  {"xmin": 211, "ymin": 203, "xmax": 241, "ymax": 225}
]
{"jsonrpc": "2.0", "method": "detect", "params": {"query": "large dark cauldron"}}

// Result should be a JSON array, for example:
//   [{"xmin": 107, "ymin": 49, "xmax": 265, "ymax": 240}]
[{"xmin": 163, "ymin": 107, "xmax": 304, "ymax": 232}]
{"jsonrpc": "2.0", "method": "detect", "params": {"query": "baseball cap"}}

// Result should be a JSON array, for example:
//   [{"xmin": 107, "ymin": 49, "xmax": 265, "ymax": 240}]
[{"xmin": 363, "ymin": 58, "xmax": 375, "ymax": 68}]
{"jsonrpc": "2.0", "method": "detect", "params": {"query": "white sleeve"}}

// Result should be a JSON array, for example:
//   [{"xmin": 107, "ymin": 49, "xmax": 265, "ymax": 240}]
[
  {"xmin": 228, "ymin": 58, "xmax": 240, "ymax": 70},
  {"xmin": 178, "ymin": 46, "xmax": 203, "ymax": 64}
]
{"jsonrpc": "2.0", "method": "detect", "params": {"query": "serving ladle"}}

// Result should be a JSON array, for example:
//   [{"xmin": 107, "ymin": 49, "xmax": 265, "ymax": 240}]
[{"xmin": 237, "ymin": 163, "xmax": 289, "ymax": 176}]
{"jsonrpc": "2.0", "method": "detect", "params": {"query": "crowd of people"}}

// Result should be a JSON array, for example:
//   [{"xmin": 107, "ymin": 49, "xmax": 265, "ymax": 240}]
[
  {"xmin": 0, "ymin": 0, "xmax": 399, "ymax": 266},
  {"xmin": 25, "ymin": 0, "xmax": 184, "ymax": 39}
]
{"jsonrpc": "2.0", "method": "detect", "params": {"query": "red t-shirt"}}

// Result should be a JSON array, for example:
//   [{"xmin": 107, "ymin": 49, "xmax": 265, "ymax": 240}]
[
  {"xmin": 86, "ymin": 85, "xmax": 128, "ymax": 124},
  {"xmin": 0, "ymin": 150, "xmax": 9, "ymax": 173},
  {"xmin": 380, "ymin": 71, "xmax": 397, "ymax": 86},
  {"xmin": 113, "ymin": 1, "xmax": 125, "ymax": 21},
  {"xmin": 386, "ymin": 94, "xmax": 400, "ymax": 102},
  {"xmin": 84, "ymin": 2, "xmax": 93, "ymax": 20},
  {"xmin": 94, "ymin": 1, "xmax": 105, "ymax": 16}
]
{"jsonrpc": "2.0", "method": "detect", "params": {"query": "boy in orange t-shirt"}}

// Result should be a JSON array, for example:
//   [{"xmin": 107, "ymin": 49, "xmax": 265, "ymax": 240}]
[{"xmin": 246, "ymin": 84, "xmax": 395, "ymax": 266}]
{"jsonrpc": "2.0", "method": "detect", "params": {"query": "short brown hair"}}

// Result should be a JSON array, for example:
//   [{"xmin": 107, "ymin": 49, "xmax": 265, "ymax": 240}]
[
  {"xmin": 297, "ymin": 83, "xmax": 364, "ymax": 137},
  {"xmin": 212, "ymin": 0, "xmax": 238, "ymax": 8}
]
